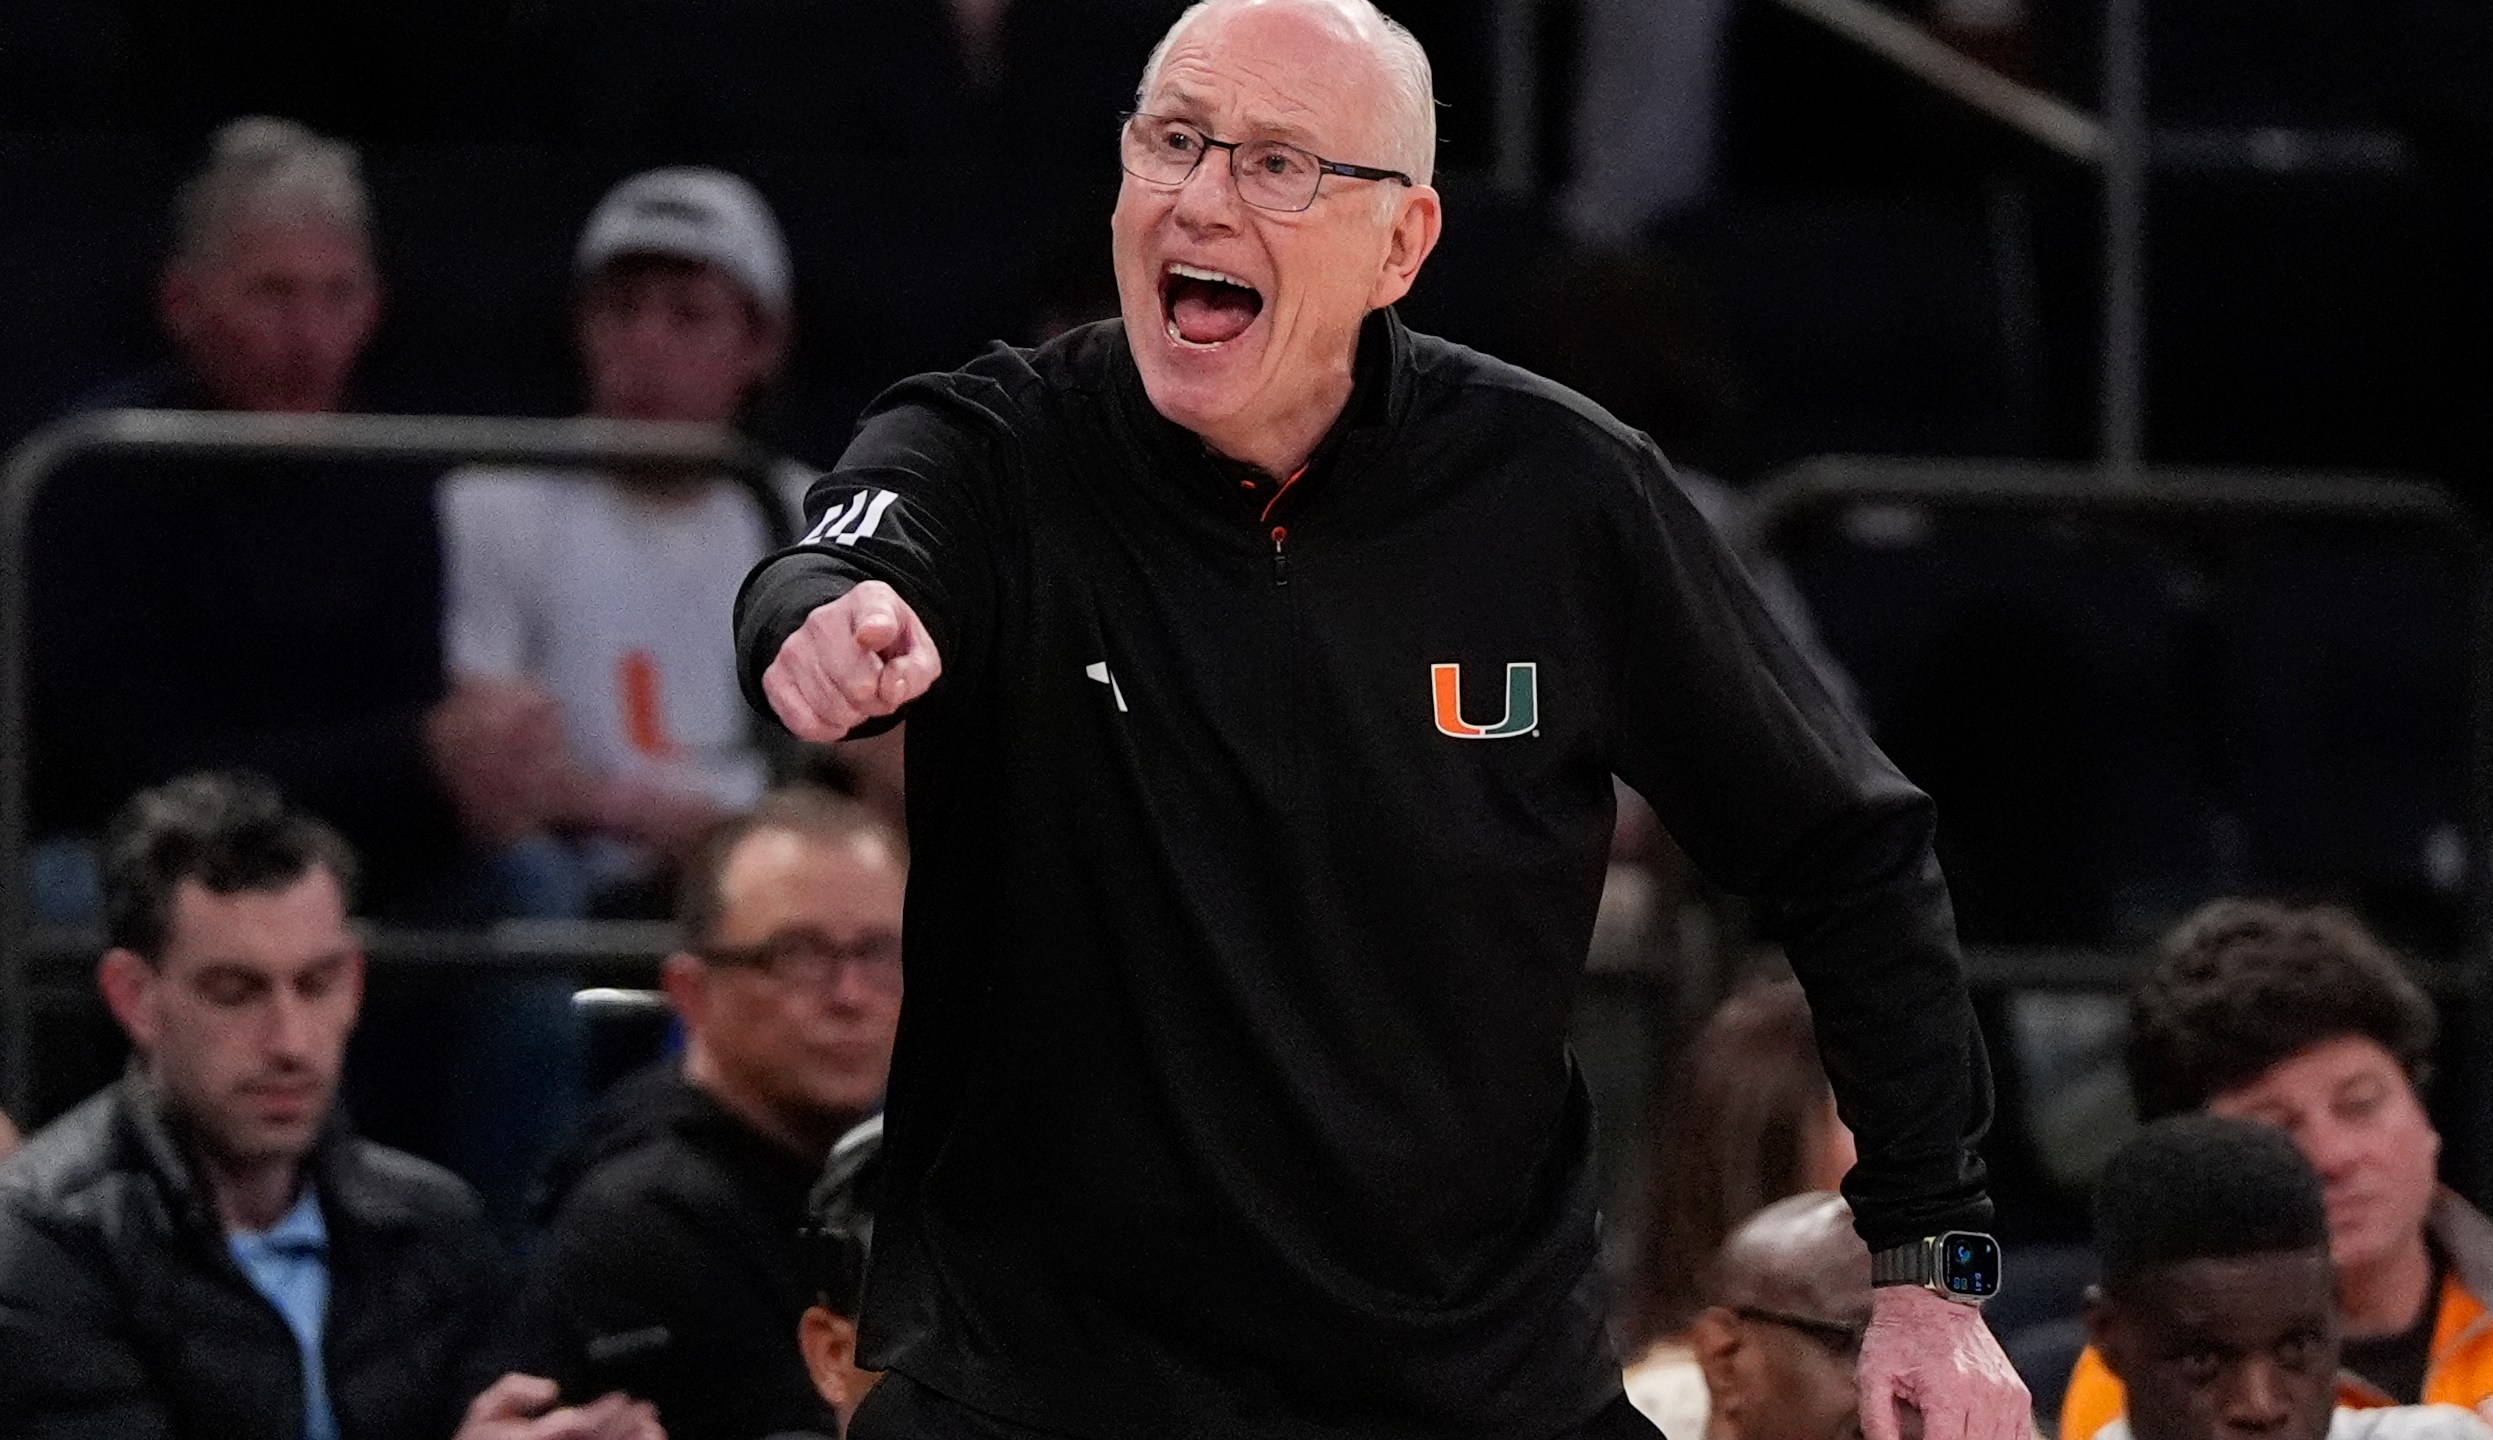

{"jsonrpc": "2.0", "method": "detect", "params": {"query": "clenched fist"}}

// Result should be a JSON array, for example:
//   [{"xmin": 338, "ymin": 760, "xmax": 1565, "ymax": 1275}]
[{"xmin": 761, "ymin": 580, "xmax": 944, "ymax": 742}]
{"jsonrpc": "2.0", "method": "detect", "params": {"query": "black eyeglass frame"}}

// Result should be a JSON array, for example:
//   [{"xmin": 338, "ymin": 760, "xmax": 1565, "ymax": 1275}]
[
  {"xmin": 1118, "ymin": 111, "xmax": 1414, "ymax": 212},
  {"xmin": 1727, "ymin": 1304, "xmax": 1870, "ymax": 1356},
  {"xmin": 693, "ymin": 928, "xmax": 903, "ymax": 988}
]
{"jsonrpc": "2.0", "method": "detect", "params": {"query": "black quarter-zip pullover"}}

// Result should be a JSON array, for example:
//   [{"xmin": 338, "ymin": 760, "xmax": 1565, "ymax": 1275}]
[{"xmin": 735, "ymin": 310, "xmax": 1993, "ymax": 1440}]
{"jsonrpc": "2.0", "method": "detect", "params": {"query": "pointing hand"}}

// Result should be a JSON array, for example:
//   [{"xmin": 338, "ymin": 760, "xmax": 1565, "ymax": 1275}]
[{"xmin": 761, "ymin": 581, "xmax": 944, "ymax": 743}]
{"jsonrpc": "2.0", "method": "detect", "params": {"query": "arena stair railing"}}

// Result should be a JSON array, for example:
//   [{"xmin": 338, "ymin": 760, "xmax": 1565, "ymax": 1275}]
[{"xmin": 0, "ymin": 409, "xmax": 794, "ymax": 1118}]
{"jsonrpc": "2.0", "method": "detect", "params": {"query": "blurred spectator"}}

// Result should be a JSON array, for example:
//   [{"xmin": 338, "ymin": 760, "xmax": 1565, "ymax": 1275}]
[
  {"xmin": 796, "ymin": 1114, "xmax": 888, "ymax": 1435},
  {"xmin": 27, "ymin": 115, "xmax": 582, "ymax": 919},
  {"xmin": 519, "ymin": 788, "xmax": 904, "ymax": 1440},
  {"xmin": 2064, "ymin": 901, "xmax": 2493, "ymax": 1438},
  {"xmin": 440, "ymin": 168, "xmax": 813, "ymax": 915},
  {"xmin": 1686, "ymin": 1192, "xmax": 1873, "ymax": 1440},
  {"xmin": 1622, "ymin": 978, "xmax": 1857, "ymax": 1435},
  {"xmin": 2085, "ymin": 1113, "xmax": 2493, "ymax": 1440},
  {"xmin": 0, "ymin": 1108, "xmax": 18, "ymax": 1165},
  {"xmin": 0, "ymin": 773, "xmax": 656, "ymax": 1440}
]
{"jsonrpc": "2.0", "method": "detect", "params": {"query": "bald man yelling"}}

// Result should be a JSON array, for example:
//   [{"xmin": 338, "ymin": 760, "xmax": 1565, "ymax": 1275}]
[{"xmin": 736, "ymin": 2, "xmax": 2024, "ymax": 1437}]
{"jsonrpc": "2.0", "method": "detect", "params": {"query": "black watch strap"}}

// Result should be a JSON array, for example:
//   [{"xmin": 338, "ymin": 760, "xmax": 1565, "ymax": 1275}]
[{"xmin": 1870, "ymin": 1239, "xmax": 1935, "ymax": 1288}]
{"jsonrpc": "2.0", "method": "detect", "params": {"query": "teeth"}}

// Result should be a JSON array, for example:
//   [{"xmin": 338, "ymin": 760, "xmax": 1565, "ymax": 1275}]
[
  {"xmin": 1165, "ymin": 318, "xmax": 1227, "ymax": 350},
  {"xmin": 1168, "ymin": 261, "xmax": 1254, "ymax": 292}
]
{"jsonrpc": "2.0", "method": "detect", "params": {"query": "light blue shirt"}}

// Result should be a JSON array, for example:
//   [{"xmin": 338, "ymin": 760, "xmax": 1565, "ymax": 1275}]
[{"xmin": 227, "ymin": 1187, "xmax": 338, "ymax": 1440}]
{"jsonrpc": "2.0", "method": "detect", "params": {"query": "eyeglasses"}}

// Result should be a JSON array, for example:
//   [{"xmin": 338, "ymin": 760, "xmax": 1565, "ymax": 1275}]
[
  {"xmin": 1729, "ymin": 1305, "xmax": 1869, "ymax": 1358},
  {"xmin": 698, "ymin": 928, "xmax": 903, "ymax": 992},
  {"xmin": 1119, "ymin": 112, "xmax": 1413, "ymax": 213}
]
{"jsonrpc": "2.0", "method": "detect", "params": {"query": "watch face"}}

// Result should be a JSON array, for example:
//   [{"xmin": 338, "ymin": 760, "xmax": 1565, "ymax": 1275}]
[{"xmin": 1941, "ymin": 1232, "xmax": 2002, "ymax": 1299}]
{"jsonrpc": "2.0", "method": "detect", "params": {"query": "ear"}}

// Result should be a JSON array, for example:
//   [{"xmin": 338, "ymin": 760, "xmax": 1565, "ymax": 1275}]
[
  {"xmin": 98, "ymin": 949, "xmax": 160, "ymax": 1053},
  {"xmin": 2083, "ymin": 1284, "xmax": 2126, "ymax": 1380},
  {"xmin": 1690, "ymin": 1305, "xmax": 1743, "ymax": 1387},
  {"xmin": 1366, "ymin": 184, "xmax": 1444, "ymax": 311},
  {"xmin": 348, "ymin": 275, "xmax": 384, "ymax": 349},
  {"xmin": 746, "ymin": 311, "xmax": 792, "ymax": 386},
  {"xmin": 341, "ymin": 947, "xmax": 368, "ymax": 1026},
  {"xmin": 659, "ymin": 952, "xmax": 709, "ymax": 1030},
  {"xmin": 158, "ymin": 266, "xmax": 202, "ymax": 346},
  {"xmin": 798, "ymin": 1305, "xmax": 859, "ymax": 1407}
]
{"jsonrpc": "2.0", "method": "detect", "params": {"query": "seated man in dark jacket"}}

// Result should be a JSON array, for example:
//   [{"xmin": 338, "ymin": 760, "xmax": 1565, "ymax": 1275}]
[
  {"xmin": 0, "ymin": 772, "xmax": 659, "ymax": 1440},
  {"xmin": 521, "ymin": 787, "xmax": 904, "ymax": 1440}
]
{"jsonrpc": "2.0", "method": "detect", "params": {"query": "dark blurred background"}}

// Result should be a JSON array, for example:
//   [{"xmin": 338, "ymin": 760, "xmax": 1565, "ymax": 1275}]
[{"xmin": 2, "ymin": 0, "xmax": 2483, "ymax": 486}]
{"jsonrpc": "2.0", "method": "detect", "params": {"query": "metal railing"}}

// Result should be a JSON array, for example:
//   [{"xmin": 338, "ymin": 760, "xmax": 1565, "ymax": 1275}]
[
  {"xmin": 1496, "ymin": 0, "xmax": 2422, "ymax": 476},
  {"xmin": 0, "ymin": 410, "xmax": 790, "ymax": 1115},
  {"xmin": 1742, "ymin": 456, "xmax": 2493, "ymax": 1194},
  {"xmin": 1741, "ymin": 453, "xmax": 2493, "ymax": 951},
  {"xmin": 1741, "ymin": 455, "xmax": 2489, "ymax": 543}
]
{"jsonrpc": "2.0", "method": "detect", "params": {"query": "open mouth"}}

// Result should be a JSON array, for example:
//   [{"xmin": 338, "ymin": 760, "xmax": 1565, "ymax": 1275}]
[{"xmin": 1160, "ymin": 261, "xmax": 1264, "ymax": 348}]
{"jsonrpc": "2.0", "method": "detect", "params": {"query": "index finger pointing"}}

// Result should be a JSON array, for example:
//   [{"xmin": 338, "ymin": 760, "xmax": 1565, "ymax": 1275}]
[{"xmin": 851, "ymin": 600, "xmax": 901, "ymax": 652}]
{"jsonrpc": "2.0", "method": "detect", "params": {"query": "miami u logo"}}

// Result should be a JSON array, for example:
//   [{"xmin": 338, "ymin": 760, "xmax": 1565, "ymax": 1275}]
[{"xmin": 1431, "ymin": 662, "xmax": 1539, "ymax": 739}]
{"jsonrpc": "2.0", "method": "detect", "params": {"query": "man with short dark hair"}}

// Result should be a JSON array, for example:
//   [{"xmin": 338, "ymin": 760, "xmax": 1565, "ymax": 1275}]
[
  {"xmin": 519, "ymin": 787, "xmax": 904, "ymax": 1440},
  {"xmin": 2064, "ymin": 900, "xmax": 2493, "ymax": 1437},
  {"xmin": 2085, "ymin": 1113, "xmax": 2490, "ymax": 1440},
  {"xmin": 0, "ymin": 772, "xmax": 659, "ymax": 1440}
]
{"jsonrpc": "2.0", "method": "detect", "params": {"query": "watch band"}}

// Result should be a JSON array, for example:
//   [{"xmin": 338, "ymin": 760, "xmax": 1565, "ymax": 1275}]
[{"xmin": 1870, "ymin": 1238, "xmax": 1934, "ymax": 1288}]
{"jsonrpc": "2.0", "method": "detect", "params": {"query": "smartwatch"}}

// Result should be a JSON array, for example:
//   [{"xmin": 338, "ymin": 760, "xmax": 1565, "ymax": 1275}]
[{"xmin": 1870, "ymin": 1231, "xmax": 2002, "ymax": 1305}]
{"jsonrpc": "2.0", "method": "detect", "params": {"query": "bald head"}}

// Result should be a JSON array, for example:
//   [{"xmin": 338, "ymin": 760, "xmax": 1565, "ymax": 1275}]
[
  {"xmin": 1692, "ymin": 1193, "xmax": 1871, "ymax": 1440},
  {"xmin": 1138, "ymin": 0, "xmax": 1436, "ymax": 185},
  {"xmin": 1706, "ymin": 1192, "xmax": 1874, "ymax": 1324}
]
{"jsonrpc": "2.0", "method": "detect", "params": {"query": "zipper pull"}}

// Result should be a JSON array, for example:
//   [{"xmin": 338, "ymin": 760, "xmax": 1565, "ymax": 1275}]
[{"xmin": 1270, "ymin": 526, "xmax": 1289, "ymax": 586}]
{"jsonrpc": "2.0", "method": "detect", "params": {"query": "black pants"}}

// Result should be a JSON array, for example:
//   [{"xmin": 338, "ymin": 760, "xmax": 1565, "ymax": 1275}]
[{"xmin": 847, "ymin": 1371, "xmax": 1669, "ymax": 1440}]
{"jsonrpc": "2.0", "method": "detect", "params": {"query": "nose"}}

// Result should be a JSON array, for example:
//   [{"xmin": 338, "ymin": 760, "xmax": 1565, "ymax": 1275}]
[
  {"xmin": 616, "ymin": 302, "xmax": 678, "ymax": 355},
  {"xmin": 265, "ymin": 989, "xmax": 317, "ymax": 1065},
  {"xmin": 2299, "ymin": 1117, "xmax": 2365, "ymax": 1183},
  {"xmin": 822, "ymin": 959, "xmax": 882, "ymax": 1016},
  {"xmin": 2224, "ymin": 1359, "xmax": 2294, "ymax": 1433},
  {"xmin": 1171, "ymin": 147, "xmax": 1245, "ymax": 237}
]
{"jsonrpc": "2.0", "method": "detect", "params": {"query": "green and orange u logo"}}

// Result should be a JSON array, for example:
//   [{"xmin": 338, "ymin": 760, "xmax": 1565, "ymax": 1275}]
[{"xmin": 1431, "ymin": 662, "xmax": 1539, "ymax": 739}]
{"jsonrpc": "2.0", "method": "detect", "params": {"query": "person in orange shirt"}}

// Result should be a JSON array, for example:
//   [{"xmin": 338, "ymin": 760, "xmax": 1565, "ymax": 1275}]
[{"xmin": 2062, "ymin": 900, "xmax": 2493, "ymax": 1438}]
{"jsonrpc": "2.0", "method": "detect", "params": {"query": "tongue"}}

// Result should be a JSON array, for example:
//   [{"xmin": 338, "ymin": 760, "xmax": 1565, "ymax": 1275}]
[{"xmin": 1171, "ymin": 279, "xmax": 1259, "ymax": 345}]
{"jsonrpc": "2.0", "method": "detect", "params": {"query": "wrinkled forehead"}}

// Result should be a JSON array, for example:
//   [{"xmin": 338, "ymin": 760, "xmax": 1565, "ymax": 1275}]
[{"xmin": 1141, "ymin": 3, "xmax": 1393, "ymax": 158}]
